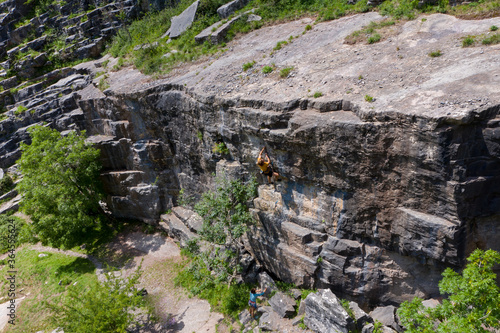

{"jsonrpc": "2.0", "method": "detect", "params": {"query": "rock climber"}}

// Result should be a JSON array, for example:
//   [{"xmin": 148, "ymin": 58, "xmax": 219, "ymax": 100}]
[
  {"xmin": 256, "ymin": 147, "xmax": 280, "ymax": 184},
  {"xmin": 248, "ymin": 287, "xmax": 267, "ymax": 319}
]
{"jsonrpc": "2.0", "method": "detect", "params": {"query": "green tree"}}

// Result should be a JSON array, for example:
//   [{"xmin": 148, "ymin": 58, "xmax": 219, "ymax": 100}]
[
  {"xmin": 398, "ymin": 249, "xmax": 500, "ymax": 333},
  {"xmin": 192, "ymin": 176, "xmax": 258, "ymax": 285},
  {"xmin": 49, "ymin": 266, "xmax": 147, "ymax": 333},
  {"xmin": 17, "ymin": 126, "xmax": 106, "ymax": 248}
]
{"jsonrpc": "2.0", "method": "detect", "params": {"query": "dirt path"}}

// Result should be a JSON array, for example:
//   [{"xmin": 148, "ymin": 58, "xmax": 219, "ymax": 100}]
[{"xmin": 26, "ymin": 232, "xmax": 223, "ymax": 333}]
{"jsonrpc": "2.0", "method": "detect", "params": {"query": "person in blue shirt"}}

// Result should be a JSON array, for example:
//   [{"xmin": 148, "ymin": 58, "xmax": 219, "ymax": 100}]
[{"xmin": 248, "ymin": 287, "xmax": 267, "ymax": 319}]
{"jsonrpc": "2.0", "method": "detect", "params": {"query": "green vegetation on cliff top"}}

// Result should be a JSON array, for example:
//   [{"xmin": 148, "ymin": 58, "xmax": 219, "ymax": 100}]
[{"xmin": 107, "ymin": 0, "xmax": 500, "ymax": 75}]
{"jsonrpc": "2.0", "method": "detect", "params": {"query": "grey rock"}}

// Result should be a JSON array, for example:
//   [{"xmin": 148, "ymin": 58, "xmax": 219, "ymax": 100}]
[
  {"xmin": 291, "ymin": 315, "xmax": 304, "ymax": 326},
  {"xmin": 164, "ymin": 0, "xmax": 199, "ymax": 39},
  {"xmin": 195, "ymin": 15, "xmax": 243, "ymax": 45},
  {"xmin": 160, "ymin": 213, "xmax": 197, "ymax": 246},
  {"xmin": 0, "ymin": 77, "xmax": 17, "ymax": 90},
  {"xmin": 422, "ymin": 298, "xmax": 440, "ymax": 309},
  {"xmin": 369, "ymin": 306, "xmax": 402, "ymax": 332},
  {"xmin": 392, "ymin": 207, "xmax": 460, "ymax": 265},
  {"xmin": 38, "ymin": 253, "xmax": 48, "ymax": 258},
  {"xmin": 290, "ymin": 289, "xmax": 302, "ymax": 300},
  {"xmin": 349, "ymin": 301, "xmax": 373, "ymax": 331},
  {"xmin": 172, "ymin": 206, "xmax": 203, "ymax": 232},
  {"xmin": 268, "ymin": 292, "xmax": 296, "ymax": 318},
  {"xmin": 257, "ymin": 271, "xmax": 276, "ymax": 297},
  {"xmin": 298, "ymin": 299, "xmax": 306, "ymax": 316},
  {"xmin": 258, "ymin": 310, "xmax": 281, "ymax": 331},
  {"xmin": 247, "ymin": 14, "xmax": 261, "ymax": 22},
  {"xmin": 239, "ymin": 309, "xmax": 252, "ymax": 326},
  {"xmin": 304, "ymin": 289, "xmax": 355, "ymax": 333},
  {"xmin": 217, "ymin": 0, "xmax": 250, "ymax": 19}
]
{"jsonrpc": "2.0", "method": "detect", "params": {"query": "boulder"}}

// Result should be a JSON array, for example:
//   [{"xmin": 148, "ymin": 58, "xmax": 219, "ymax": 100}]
[
  {"xmin": 257, "ymin": 271, "xmax": 276, "ymax": 297},
  {"xmin": 349, "ymin": 301, "xmax": 373, "ymax": 331},
  {"xmin": 159, "ymin": 213, "xmax": 197, "ymax": 246},
  {"xmin": 258, "ymin": 310, "xmax": 281, "ymax": 331},
  {"xmin": 369, "ymin": 306, "xmax": 402, "ymax": 332},
  {"xmin": 164, "ymin": 0, "xmax": 199, "ymax": 39},
  {"xmin": 290, "ymin": 289, "xmax": 302, "ymax": 300},
  {"xmin": 268, "ymin": 292, "xmax": 296, "ymax": 318},
  {"xmin": 195, "ymin": 15, "xmax": 243, "ymax": 45},
  {"xmin": 172, "ymin": 206, "xmax": 203, "ymax": 232},
  {"xmin": 422, "ymin": 298, "xmax": 440, "ymax": 309},
  {"xmin": 239, "ymin": 309, "xmax": 252, "ymax": 326},
  {"xmin": 217, "ymin": 0, "xmax": 250, "ymax": 19},
  {"xmin": 303, "ymin": 289, "xmax": 355, "ymax": 333}
]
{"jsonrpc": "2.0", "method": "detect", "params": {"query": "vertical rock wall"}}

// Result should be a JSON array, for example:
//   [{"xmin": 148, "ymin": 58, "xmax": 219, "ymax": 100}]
[{"xmin": 76, "ymin": 82, "xmax": 500, "ymax": 307}]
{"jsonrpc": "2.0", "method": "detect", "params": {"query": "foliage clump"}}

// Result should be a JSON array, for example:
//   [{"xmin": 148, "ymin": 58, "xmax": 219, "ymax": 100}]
[
  {"xmin": 176, "ymin": 177, "xmax": 258, "ymax": 316},
  {"xmin": 398, "ymin": 249, "xmax": 500, "ymax": 333},
  {"xmin": 17, "ymin": 126, "xmax": 106, "ymax": 249},
  {"xmin": 50, "ymin": 266, "xmax": 148, "ymax": 332},
  {"xmin": 0, "ymin": 174, "xmax": 14, "ymax": 196},
  {"xmin": 0, "ymin": 215, "xmax": 34, "ymax": 253}
]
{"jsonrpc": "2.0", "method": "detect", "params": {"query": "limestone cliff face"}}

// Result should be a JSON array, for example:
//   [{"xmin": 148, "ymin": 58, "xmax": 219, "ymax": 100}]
[
  {"xmin": 76, "ymin": 72, "xmax": 500, "ymax": 307},
  {"xmin": 1, "ymin": 12, "xmax": 500, "ymax": 308}
]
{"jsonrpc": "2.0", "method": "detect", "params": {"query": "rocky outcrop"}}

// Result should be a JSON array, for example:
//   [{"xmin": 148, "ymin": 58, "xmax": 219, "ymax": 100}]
[
  {"xmin": 163, "ymin": 0, "xmax": 199, "ymax": 39},
  {"xmin": 1, "ymin": 12, "xmax": 500, "ymax": 310},
  {"xmin": 303, "ymin": 289, "xmax": 355, "ymax": 333}
]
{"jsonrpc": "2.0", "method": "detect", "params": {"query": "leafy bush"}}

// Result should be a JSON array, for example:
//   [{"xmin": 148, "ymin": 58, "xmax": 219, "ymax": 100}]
[
  {"xmin": 175, "ymin": 262, "xmax": 250, "ymax": 317},
  {"xmin": 368, "ymin": 33, "xmax": 381, "ymax": 44},
  {"xmin": 428, "ymin": 50, "xmax": 442, "ymax": 57},
  {"xmin": 274, "ymin": 40, "xmax": 288, "ymax": 50},
  {"xmin": 462, "ymin": 35, "xmax": 475, "ymax": 47},
  {"xmin": 0, "ymin": 174, "xmax": 14, "ymax": 196},
  {"xmin": 262, "ymin": 65, "xmax": 274, "ymax": 74},
  {"xmin": 482, "ymin": 33, "xmax": 500, "ymax": 45},
  {"xmin": 49, "ymin": 266, "xmax": 148, "ymax": 332},
  {"xmin": 0, "ymin": 215, "xmax": 35, "ymax": 253},
  {"xmin": 280, "ymin": 66, "xmax": 294, "ymax": 78},
  {"xmin": 212, "ymin": 142, "xmax": 230, "ymax": 154},
  {"xmin": 398, "ymin": 249, "xmax": 500, "ymax": 333},
  {"xmin": 15, "ymin": 105, "xmax": 28, "ymax": 115},
  {"xmin": 313, "ymin": 91, "xmax": 323, "ymax": 98},
  {"xmin": 490, "ymin": 25, "xmax": 498, "ymax": 31},
  {"xmin": 365, "ymin": 94, "xmax": 374, "ymax": 102},
  {"xmin": 243, "ymin": 60, "xmax": 256, "ymax": 71}
]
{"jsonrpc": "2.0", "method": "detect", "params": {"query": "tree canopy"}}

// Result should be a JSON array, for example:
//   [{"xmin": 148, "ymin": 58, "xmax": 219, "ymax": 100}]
[
  {"xmin": 398, "ymin": 249, "xmax": 500, "ymax": 333},
  {"xmin": 17, "ymin": 125, "xmax": 106, "ymax": 248}
]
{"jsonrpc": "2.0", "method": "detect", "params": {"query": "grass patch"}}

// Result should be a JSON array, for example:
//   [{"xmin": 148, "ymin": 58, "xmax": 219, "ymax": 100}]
[
  {"xmin": 482, "ymin": 33, "xmax": 500, "ymax": 45},
  {"xmin": 262, "ymin": 65, "xmax": 274, "ymax": 74},
  {"xmin": 365, "ymin": 94, "xmax": 374, "ymax": 102},
  {"xmin": 175, "ymin": 256, "xmax": 251, "ymax": 318},
  {"xmin": 274, "ymin": 40, "xmax": 289, "ymax": 50},
  {"xmin": 15, "ymin": 105, "xmax": 28, "ymax": 115},
  {"xmin": 313, "ymin": 91, "xmax": 323, "ymax": 98},
  {"xmin": 242, "ymin": 60, "xmax": 256, "ymax": 71},
  {"xmin": 428, "ymin": 50, "xmax": 442, "ymax": 57},
  {"xmin": 345, "ymin": 19, "xmax": 395, "ymax": 44},
  {"xmin": 0, "ymin": 248, "xmax": 98, "ymax": 332},
  {"xmin": 98, "ymin": 75, "xmax": 110, "ymax": 91},
  {"xmin": 279, "ymin": 66, "xmax": 294, "ymax": 78},
  {"xmin": 368, "ymin": 33, "xmax": 381, "ymax": 44},
  {"xmin": 462, "ymin": 35, "xmax": 475, "ymax": 47}
]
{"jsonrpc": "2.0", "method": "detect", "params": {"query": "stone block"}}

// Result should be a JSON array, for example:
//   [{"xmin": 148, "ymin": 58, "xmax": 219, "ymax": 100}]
[
  {"xmin": 369, "ymin": 305, "xmax": 402, "ymax": 332},
  {"xmin": 165, "ymin": 0, "xmax": 199, "ymax": 39},
  {"xmin": 268, "ymin": 292, "xmax": 296, "ymax": 318},
  {"xmin": 304, "ymin": 289, "xmax": 355, "ymax": 333},
  {"xmin": 217, "ymin": 0, "xmax": 250, "ymax": 18},
  {"xmin": 393, "ymin": 207, "xmax": 459, "ymax": 264}
]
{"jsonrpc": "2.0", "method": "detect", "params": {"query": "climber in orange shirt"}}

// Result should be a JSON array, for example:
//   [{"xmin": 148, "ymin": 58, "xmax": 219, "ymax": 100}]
[{"xmin": 256, "ymin": 147, "xmax": 280, "ymax": 184}]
